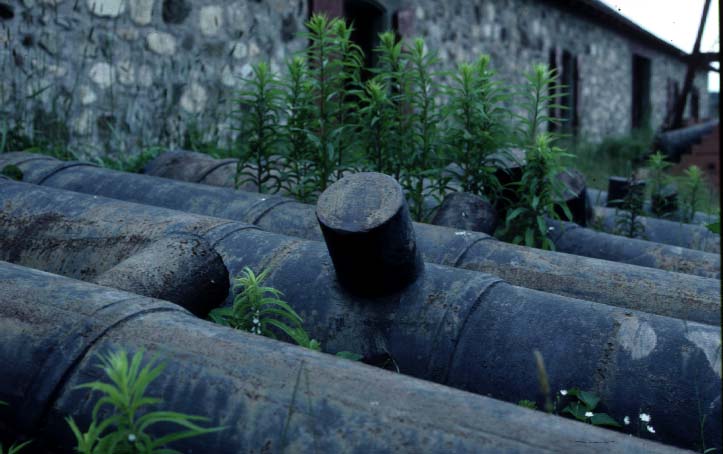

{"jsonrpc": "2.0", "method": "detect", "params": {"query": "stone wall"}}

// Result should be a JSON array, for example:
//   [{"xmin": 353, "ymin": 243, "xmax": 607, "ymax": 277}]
[
  {"xmin": 409, "ymin": 0, "xmax": 709, "ymax": 142},
  {"xmin": 0, "ymin": 0, "xmax": 710, "ymax": 156},
  {"xmin": 0, "ymin": 0, "xmax": 308, "ymax": 156}
]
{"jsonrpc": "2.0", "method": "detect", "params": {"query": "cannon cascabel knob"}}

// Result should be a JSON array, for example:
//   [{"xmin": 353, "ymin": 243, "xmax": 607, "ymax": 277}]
[{"xmin": 316, "ymin": 172, "xmax": 424, "ymax": 296}]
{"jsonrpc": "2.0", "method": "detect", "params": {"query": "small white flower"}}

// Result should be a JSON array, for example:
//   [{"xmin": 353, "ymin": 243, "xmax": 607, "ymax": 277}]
[
  {"xmin": 559, "ymin": 389, "xmax": 568, "ymax": 396},
  {"xmin": 585, "ymin": 411, "xmax": 594, "ymax": 418},
  {"xmin": 646, "ymin": 425, "xmax": 655, "ymax": 434},
  {"xmin": 623, "ymin": 416, "xmax": 630, "ymax": 425},
  {"xmin": 128, "ymin": 434, "xmax": 137, "ymax": 443},
  {"xmin": 639, "ymin": 413, "xmax": 651, "ymax": 423},
  {"xmin": 252, "ymin": 317, "xmax": 260, "ymax": 325},
  {"xmin": 548, "ymin": 226, "xmax": 555, "ymax": 231}
]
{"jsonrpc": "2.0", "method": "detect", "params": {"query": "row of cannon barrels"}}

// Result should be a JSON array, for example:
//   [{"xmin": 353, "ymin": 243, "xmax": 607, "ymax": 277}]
[
  {"xmin": 0, "ymin": 261, "xmax": 694, "ymax": 453},
  {"xmin": 587, "ymin": 187, "xmax": 717, "ymax": 226},
  {"xmin": 0, "ymin": 152, "xmax": 719, "ymax": 324},
  {"xmin": 136, "ymin": 150, "xmax": 720, "ymax": 278},
  {"xmin": 0, "ymin": 174, "xmax": 720, "ymax": 450}
]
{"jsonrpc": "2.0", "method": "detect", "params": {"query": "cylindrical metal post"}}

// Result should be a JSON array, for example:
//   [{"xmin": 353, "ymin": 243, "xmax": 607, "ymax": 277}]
[{"xmin": 316, "ymin": 173, "xmax": 423, "ymax": 295}]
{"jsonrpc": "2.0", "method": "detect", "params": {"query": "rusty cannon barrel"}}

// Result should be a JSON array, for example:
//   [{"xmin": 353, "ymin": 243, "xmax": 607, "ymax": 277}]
[
  {"xmin": 4, "ymin": 263, "xmax": 696, "ymax": 454},
  {"xmin": 592, "ymin": 206, "xmax": 720, "ymax": 253},
  {"xmin": 1, "ymin": 152, "xmax": 719, "ymax": 323},
  {"xmin": 0, "ymin": 180, "xmax": 721, "ymax": 451}
]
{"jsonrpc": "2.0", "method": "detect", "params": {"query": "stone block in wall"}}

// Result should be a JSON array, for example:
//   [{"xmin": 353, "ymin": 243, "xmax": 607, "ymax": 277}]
[
  {"xmin": 129, "ymin": 0, "xmax": 153, "ymax": 25},
  {"xmin": 88, "ymin": 0, "xmax": 126, "ymax": 18}
]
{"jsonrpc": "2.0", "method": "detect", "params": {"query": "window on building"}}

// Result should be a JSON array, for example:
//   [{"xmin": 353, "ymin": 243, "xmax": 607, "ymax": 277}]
[
  {"xmin": 631, "ymin": 54, "xmax": 651, "ymax": 129},
  {"xmin": 664, "ymin": 78, "xmax": 680, "ymax": 127},
  {"xmin": 548, "ymin": 48, "xmax": 579, "ymax": 135}
]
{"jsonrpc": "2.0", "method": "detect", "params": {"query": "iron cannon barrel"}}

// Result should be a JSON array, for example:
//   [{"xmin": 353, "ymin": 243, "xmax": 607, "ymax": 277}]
[
  {"xmin": 0, "ymin": 180, "xmax": 720, "ymax": 450},
  {"xmin": 141, "ymin": 150, "xmax": 720, "ymax": 277},
  {"xmin": 4, "ymin": 261, "xmax": 694, "ymax": 453},
  {"xmin": 587, "ymin": 188, "xmax": 716, "ymax": 225},
  {"xmin": 591, "ymin": 206, "xmax": 720, "ymax": 253},
  {"xmin": 1, "ymin": 152, "xmax": 719, "ymax": 323}
]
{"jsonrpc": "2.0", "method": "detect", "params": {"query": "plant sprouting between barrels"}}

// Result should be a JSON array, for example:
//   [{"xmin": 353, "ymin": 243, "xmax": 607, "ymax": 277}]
[
  {"xmin": 66, "ymin": 349, "xmax": 222, "ymax": 454},
  {"xmin": 498, "ymin": 64, "xmax": 572, "ymax": 250},
  {"xmin": 281, "ymin": 56, "xmax": 316, "ymax": 202},
  {"xmin": 209, "ymin": 266, "xmax": 361, "ymax": 360},
  {"xmin": 614, "ymin": 171, "xmax": 647, "ymax": 239},
  {"xmin": 680, "ymin": 165, "xmax": 705, "ymax": 224},
  {"xmin": 208, "ymin": 266, "xmax": 318, "ymax": 349},
  {"xmin": 234, "ymin": 62, "xmax": 284, "ymax": 193},
  {"xmin": 647, "ymin": 151, "xmax": 674, "ymax": 219},
  {"xmin": 444, "ymin": 55, "xmax": 510, "ymax": 203}
]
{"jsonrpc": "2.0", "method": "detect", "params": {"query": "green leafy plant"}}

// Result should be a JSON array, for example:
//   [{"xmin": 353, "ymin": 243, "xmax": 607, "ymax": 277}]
[
  {"xmin": 528, "ymin": 352, "xmax": 621, "ymax": 429},
  {"xmin": 680, "ymin": 165, "xmax": 705, "ymax": 224},
  {"xmin": 497, "ymin": 64, "xmax": 572, "ymax": 250},
  {"xmin": 500, "ymin": 133, "xmax": 572, "ymax": 250},
  {"xmin": 443, "ymin": 55, "xmax": 509, "ymax": 202},
  {"xmin": 402, "ymin": 38, "xmax": 444, "ymax": 222},
  {"xmin": 560, "ymin": 388, "xmax": 621, "ymax": 427},
  {"xmin": 234, "ymin": 62, "xmax": 285, "ymax": 193},
  {"xmin": 209, "ymin": 266, "xmax": 360, "ymax": 360},
  {"xmin": 647, "ymin": 151, "xmax": 674, "ymax": 218},
  {"xmin": 66, "ymin": 349, "xmax": 222, "ymax": 454},
  {"xmin": 369, "ymin": 31, "xmax": 412, "ymax": 180},
  {"xmin": 357, "ymin": 78, "xmax": 394, "ymax": 174},
  {"xmin": 209, "ymin": 266, "xmax": 306, "ymax": 341},
  {"xmin": 614, "ymin": 172, "xmax": 647, "ymax": 239},
  {"xmin": 92, "ymin": 147, "xmax": 165, "ymax": 174},
  {"xmin": 280, "ymin": 56, "xmax": 317, "ymax": 202},
  {"xmin": 301, "ymin": 14, "xmax": 364, "ymax": 193},
  {"xmin": 0, "ymin": 165, "xmax": 23, "ymax": 181},
  {"xmin": 517, "ymin": 400, "xmax": 538, "ymax": 410}
]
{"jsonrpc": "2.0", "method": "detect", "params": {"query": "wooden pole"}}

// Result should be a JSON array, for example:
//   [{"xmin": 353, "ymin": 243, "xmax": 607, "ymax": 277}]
[{"xmin": 671, "ymin": 0, "xmax": 712, "ymax": 129}]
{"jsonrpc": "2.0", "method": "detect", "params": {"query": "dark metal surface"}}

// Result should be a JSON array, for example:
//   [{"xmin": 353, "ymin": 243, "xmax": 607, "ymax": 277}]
[
  {"xmin": 0, "ymin": 180, "xmax": 720, "ymax": 450},
  {"xmin": 587, "ymin": 188, "xmax": 716, "ymax": 224},
  {"xmin": 141, "ymin": 150, "xmax": 721, "ymax": 277},
  {"xmin": 1, "ymin": 152, "xmax": 719, "ymax": 324},
  {"xmin": 316, "ymin": 172, "xmax": 424, "ymax": 296},
  {"xmin": 548, "ymin": 219, "xmax": 719, "ymax": 278},
  {"xmin": 593, "ymin": 206, "xmax": 720, "ymax": 253},
  {"xmin": 0, "ymin": 261, "xmax": 695, "ymax": 453},
  {"xmin": 655, "ymin": 119, "xmax": 719, "ymax": 161}
]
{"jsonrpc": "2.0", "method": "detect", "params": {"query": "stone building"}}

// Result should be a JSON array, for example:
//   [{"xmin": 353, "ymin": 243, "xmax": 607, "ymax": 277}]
[{"xmin": 0, "ymin": 0, "xmax": 712, "ymax": 155}]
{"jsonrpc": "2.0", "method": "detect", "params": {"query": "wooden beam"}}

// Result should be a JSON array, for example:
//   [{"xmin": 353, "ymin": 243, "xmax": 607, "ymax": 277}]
[{"xmin": 671, "ymin": 0, "xmax": 712, "ymax": 129}]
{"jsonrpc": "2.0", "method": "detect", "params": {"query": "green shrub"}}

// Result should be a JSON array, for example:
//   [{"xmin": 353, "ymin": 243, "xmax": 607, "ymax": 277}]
[
  {"xmin": 647, "ymin": 151, "xmax": 672, "ymax": 217},
  {"xmin": 614, "ymin": 173, "xmax": 647, "ymax": 239},
  {"xmin": 497, "ymin": 64, "xmax": 572, "ymax": 250},
  {"xmin": 234, "ymin": 62, "xmax": 285, "ymax": 193},
  {"xmin": 443, "ymin": 55, "xmax": 510, "ymax": 203},
  {"xmin": 679, "ymin": 165, "xmax": 705, "ymax": 224},
  {"xmin": 209, "ymin": 266, "xmax": 361, "ymax": 359},
  {"xmin": 66, "ymin": 349, "xmax": 222, "ymax": 454}
]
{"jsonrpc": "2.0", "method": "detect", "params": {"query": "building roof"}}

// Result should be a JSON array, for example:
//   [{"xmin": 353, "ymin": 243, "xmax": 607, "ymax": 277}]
[{"xmin": 546, "ymin": 0, "xmax": 695, "ymax": 62}]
